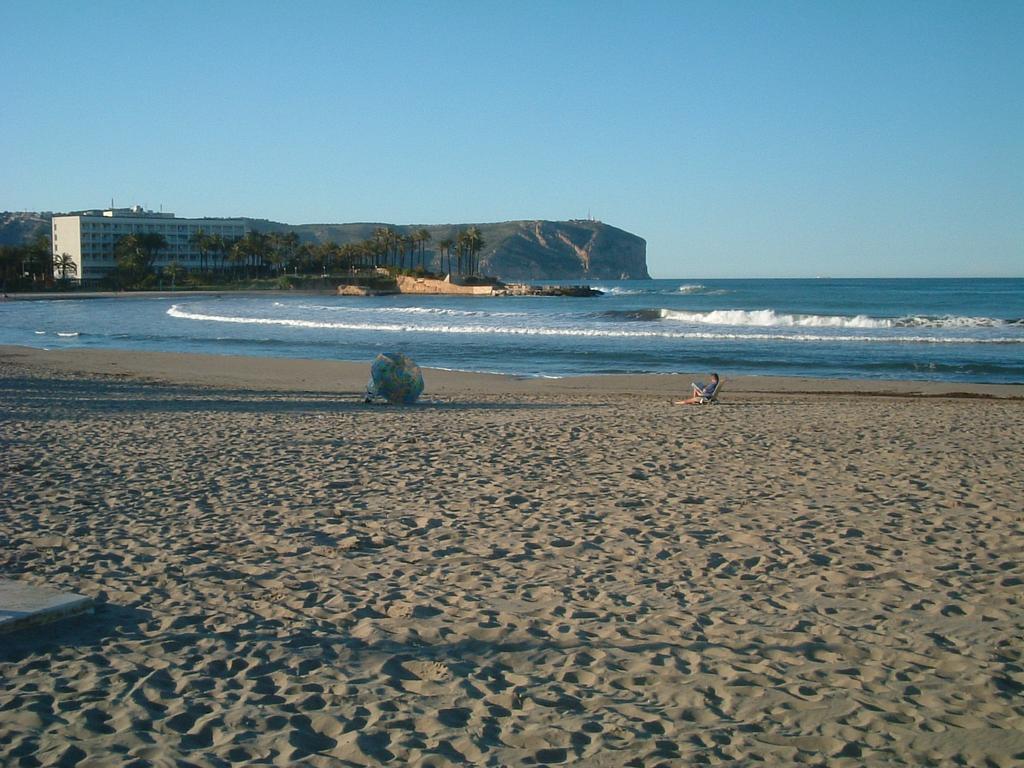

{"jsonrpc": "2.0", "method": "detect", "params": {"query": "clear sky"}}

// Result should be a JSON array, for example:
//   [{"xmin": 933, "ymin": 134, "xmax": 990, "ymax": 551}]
[{"xmin": 2, "ymin": 1, "xmax": 1021, "ymax": 277}]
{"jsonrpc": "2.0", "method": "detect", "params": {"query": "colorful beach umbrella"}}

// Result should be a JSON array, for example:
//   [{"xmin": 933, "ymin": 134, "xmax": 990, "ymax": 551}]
[{"xmin": 368, "ymin": 352, "xmax": 424, "ymax": 404}]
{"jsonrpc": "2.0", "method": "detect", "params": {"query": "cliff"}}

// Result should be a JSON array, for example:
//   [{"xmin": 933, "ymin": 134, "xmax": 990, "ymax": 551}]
[{"xmin": 473, "ymin": 220, "xmax": 648, "ymax": 281}]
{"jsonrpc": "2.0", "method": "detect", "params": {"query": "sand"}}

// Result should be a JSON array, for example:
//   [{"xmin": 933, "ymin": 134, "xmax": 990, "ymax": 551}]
[{"xmin": 1, "ymin": 345, "xmax": 1022, "ymax": 767}]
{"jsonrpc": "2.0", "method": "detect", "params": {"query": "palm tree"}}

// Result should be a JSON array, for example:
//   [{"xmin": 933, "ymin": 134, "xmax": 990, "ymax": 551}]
[
  {"xmin": 115, "ymin": 232, "xmax": 167, "ymax": 285},
  {"xmin": 220, "ymin": 236, "xmax": 239, "ymax": 274},
  {"xmin": 137, "ymin": 232, "xmax": 168, "ymax": 264},
  {"xmin": 343, "ymin": 241, "xmax": 363, "ymax": 272},
  {"xmin": 315, "ymin": 242, "xmax": 339, "ymax": 274},
  {"xmin": 265, "ymin": 232, "xmax": 284, "ymax": 275},
  {"xmin": 437, "ymin": 238, "xmax": 455, "ymax": 276},
  {"xmin": 163, "ymin": 260, "xmax": 185, "ymax": 290},
  {"xmin": 330, "ymin": 241, "xmax": 347, "ymax": 273},
  {"xmin": 206, "ymin": 234, "xmax": 224, "ymax": 272},
  {"xmin": 294, "ymin": 242, "xmax": 317, "ymax": 274},
  {"xmin": 190, "ymin": 228, "xmax": 211, "ymax": 271},
  {"xmin": 278, "ymin": 231, "xmax": 300, "ymax": 273},
  {"xmin": 373, "ymin": 227, "xmax": 397, "ymax": 269},
  {"xmin": 406, "ymin": 232, "xmax": 419, "ymax": 271},
  {"xmin": 403, "ymin": 235, "xmax": 418, "ymax": 272},
  {"xmin": 415, "ymin": 228, "xmax": 432, "ymax": 271},
  {"xmin": 367, "ymin": 237, "xmax": 386, "ymax": 269},
  {"xmin": 340, "ymin": 242, "xmax": 371, "ymax": 272},
  {"xmin": 32, "ymin": 233, "xmax": 53, "ymax": 284},
  {"xmin": 0, "ymin": 244, "xmax": 21, "ymax": 288},
  {"xmin": 265, "ymin": 231, "xmax": 299, "ymax": 275},
  {"xmin": 53, "ymin": 252, "xmax": 77, "ymax": 281},
  {"xmin": 227, "ymin": 238, "xmax": 247, "ymax": 276},
  {"xmin": 16, "ymin": 233, "xmax": 53, "ymax": 286},
  {"xmin": 234, "ymin": 231, "xmax": 270, "ymax": 277},
  {"xmin": 456, "ymin": 228, "xmax": 485, "ymax": 276},
  {"xmin": 466, "ymin": 226, "xmax": 485, "ymax": 276}
]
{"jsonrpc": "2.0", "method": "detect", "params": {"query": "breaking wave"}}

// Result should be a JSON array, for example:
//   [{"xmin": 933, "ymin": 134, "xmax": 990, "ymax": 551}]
[
  {"xmin": 602, "ymin": 283, "xmax": 727, "ymax": 297},
  {"xmin": 602, "ymin": 287, "xmax": 645, "ymax": 296},
  {"xmin": 651, "ymin": 308, "xmax": 1016, "ymax": 329},
  {"xmin": 167, "ymin": 305, "xmax": 1020, "ymax": 344},
  {"xmin": 280, "ymin": 302, "xmax": 527, "ymax": 318},
  {"xmin": 659, "ymin": 308, "xmax": 890, "ymax": 328}
]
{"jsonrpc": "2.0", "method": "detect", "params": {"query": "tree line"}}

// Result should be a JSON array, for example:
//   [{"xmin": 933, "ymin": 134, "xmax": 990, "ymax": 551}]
[
  {"xmin": 172, "ymin": 226, "xmax": 486, "ymax": 285},
  {"xmin": 368, "ymin": 226, "xmax": 486, "ymax": 277},
  {"xmin": 0, "ymin": 225, "xmax": 489, "ymax": 291},
  {"xmin": 0, "ymin": 234, "xmax": 56, "ymax": 291},
  {"xmin": 110, "ymin": 225, "xmax": 489, "ymax": 288}
]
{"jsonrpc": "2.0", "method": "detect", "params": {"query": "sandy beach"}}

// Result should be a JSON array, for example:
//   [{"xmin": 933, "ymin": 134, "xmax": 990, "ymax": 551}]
[{"xmin": 2, "ymin": 345, "xmax": 1022, "ymax": 766}]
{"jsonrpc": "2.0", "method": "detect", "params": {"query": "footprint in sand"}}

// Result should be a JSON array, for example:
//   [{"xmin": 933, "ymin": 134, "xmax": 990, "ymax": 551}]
[
  {"xmin": 386, "ymin": 602, "xmax": 414, "ymax": 619},
  {"xmin": 402, "ymin": 660, "xmax": 452, "ymax": 682}
]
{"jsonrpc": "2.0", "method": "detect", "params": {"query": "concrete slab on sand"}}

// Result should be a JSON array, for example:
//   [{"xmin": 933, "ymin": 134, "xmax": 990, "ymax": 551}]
[{"xmin": 0, "ymin": 579, "xmax": 93, "ymax": 634}]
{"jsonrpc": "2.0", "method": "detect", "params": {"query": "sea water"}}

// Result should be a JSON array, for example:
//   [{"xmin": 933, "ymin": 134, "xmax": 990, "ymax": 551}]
[{"xmin": 2, "ymin": 278, "xmax": 1022, "ymax": 383}]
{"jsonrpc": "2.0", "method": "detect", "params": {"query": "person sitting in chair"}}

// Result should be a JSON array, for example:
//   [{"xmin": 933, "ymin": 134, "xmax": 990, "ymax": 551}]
[{"xmin": 674, "ymin": 372, "xmax": 720, "ymax": 405}]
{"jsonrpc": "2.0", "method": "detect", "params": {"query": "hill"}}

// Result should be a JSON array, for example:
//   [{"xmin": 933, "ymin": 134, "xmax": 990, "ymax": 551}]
[
  {"xmin": 0, "ymin": 212, "xmax": 50, "ymax": 245},
  {"xmin": 0, "ymin": 212, "xmax": 648, "ymax": 281},
  {"xmin": 244, "ymin": 218, "xmax": 648, "ymax": 280}
]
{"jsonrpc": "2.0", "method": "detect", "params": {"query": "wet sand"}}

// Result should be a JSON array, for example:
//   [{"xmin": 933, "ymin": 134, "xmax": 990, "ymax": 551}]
[{"xmin": 2, "ymin": 346, "xmax": 1022, "ymax": 766}]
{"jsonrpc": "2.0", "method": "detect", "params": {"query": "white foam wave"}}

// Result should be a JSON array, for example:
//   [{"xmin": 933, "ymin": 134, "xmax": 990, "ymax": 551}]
[
  {"xmin": 605, "ymin": 283, "xmax": 711, "ymax": 296},
  {"xmin": 659, "ymin": 308, "xmax": 891, "ymax": 328},
  {"xmin": 894, "ymin": 314, "xmax": 1010, "ymax": 329},
  {"xmin": 34, "ymin": 330, "xmax": 46, "ymax": 335},
  {"xmin": 603, "ymin": 287, "xmax": 641, "ymax": 295},
  {"xmin": 167, "ymin": 305, "xmax": 1020, "ymax": 344},
  {"xmin": 659, "ymin": 308, "xmax": 1012, "ymax": 329},
  {"xmin": 56, "ymin": 332, "xmax": 80, "ymax": 337},
  {"xmin": 293, "ymin": 303, "xmax": 527, "ymax": 318}
]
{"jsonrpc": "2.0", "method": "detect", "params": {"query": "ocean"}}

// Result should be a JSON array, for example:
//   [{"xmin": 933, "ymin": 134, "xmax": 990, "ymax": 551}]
[{"xmin": 2, "ymin": 278, "xmax": 1022, "ymax": 383}]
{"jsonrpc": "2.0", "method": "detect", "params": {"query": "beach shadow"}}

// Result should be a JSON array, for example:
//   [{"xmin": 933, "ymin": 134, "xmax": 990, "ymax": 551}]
[
  {"xmin": 0, "ymin": 603, "xmax": 151, "ymax": 661},
  {"xmin": 0, "ymin": 374, "xmax": 582, "ymax": 419}
]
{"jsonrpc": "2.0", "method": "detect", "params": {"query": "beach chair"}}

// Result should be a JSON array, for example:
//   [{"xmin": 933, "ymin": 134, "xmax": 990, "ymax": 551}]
[
  {"xmin": 673, "ymin": 379, "xmax": 724, "ymax": 406},
  {"xmin": 696, "ymin": 380, "xmax": 722, "ymax": 404}
]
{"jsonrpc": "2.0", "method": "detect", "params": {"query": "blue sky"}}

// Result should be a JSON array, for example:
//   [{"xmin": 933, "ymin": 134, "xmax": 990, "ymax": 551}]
[{"xmin": 3, "ymin": 1, "xmax": 1021, "ymax": 277}]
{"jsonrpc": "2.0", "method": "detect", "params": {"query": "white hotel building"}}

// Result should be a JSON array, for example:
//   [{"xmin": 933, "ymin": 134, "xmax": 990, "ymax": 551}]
[{"xmin": 51, "ymin": 206, "xmax": 247, "ymax": 284}]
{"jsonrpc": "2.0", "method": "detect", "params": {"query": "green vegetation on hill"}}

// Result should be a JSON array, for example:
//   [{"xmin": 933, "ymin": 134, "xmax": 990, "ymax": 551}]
[
  {"xmin": 0, "ymin": 211, "xmax": 648, "ymax": 292},
  {"xmin": 245, "ymin": 218, "xmax": 648, "ymax": 281}
]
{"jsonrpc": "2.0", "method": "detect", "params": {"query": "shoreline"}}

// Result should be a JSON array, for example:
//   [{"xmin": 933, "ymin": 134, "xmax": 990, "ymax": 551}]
[
  {"xmin": 2, "ymin": 344, "xmax": 1022, "ymax": 399},
  {"xmin": 1, "ymin": 288, "xmax": 339, "ymax": 301}
]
